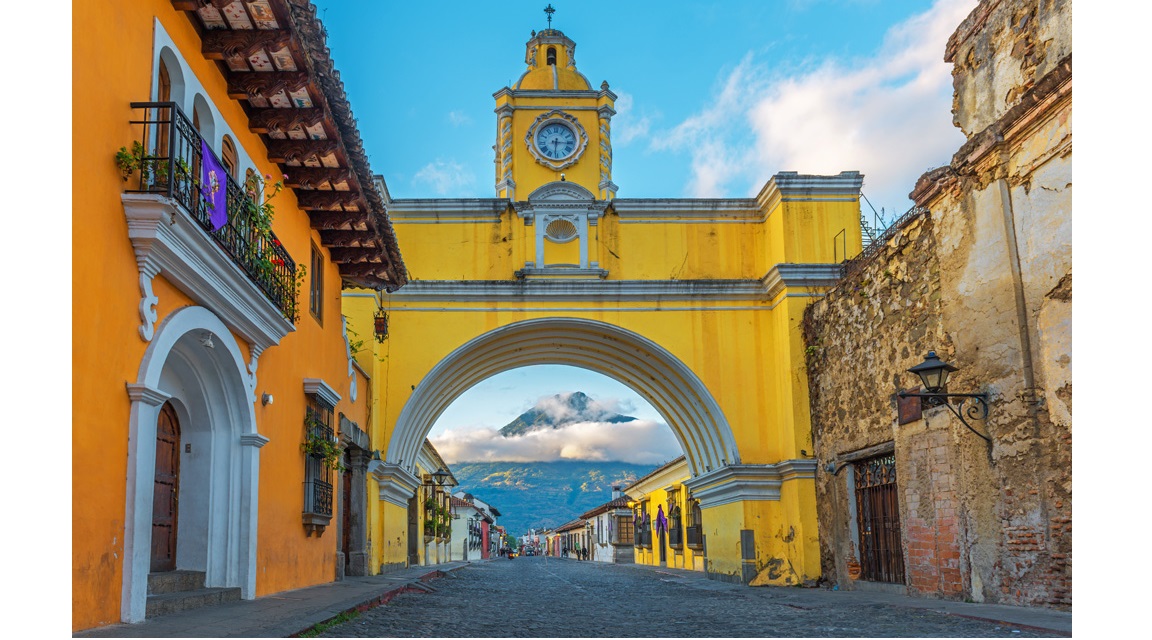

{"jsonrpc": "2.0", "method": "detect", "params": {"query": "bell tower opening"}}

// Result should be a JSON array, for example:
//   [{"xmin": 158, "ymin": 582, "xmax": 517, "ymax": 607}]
[{"xmin": 546, "ymin": 47, "xmax": 557, "ymax": 66}]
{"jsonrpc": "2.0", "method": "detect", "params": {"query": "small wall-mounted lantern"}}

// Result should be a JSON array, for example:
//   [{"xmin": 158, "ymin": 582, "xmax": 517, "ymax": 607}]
[
  {"xmin": 261, "ymin": 393, "xmax": 274, "ymax": 406},
  {"xmin": 374, "ymin": 309, "xmax": 389, "ymax": 343},
  {"xmin": 897, "ymin": 351, "xmax": 991, "ymax": 443}
]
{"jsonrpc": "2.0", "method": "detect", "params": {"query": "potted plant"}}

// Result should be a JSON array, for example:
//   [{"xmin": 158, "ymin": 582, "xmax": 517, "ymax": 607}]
[{"xmin": 301, "ymin": 416, "xmax": 344, "ymax": 472}]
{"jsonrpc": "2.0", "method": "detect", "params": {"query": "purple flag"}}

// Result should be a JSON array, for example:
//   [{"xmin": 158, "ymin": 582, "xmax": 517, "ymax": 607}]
[
  {"xmin": 656, "ymin": 505, "xmax": 668, "ymax": 535},
  {"xmin": 201, "ymin": 139, "xmax": 228, "ymax": 231}
]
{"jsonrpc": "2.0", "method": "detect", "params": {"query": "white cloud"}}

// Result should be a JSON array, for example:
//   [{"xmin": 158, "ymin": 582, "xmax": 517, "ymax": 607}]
[
  {"xmin": 430, "ymin": 419, "xmax": 681, "ymax": 465},
  {"xmin": 412, "ymin": 159, "xmax": 476, "ymax": 195},
  {"xmin": 611, "ymin": 91, "xmax": 653, "ymax": 147},
  {"xmin": 447, "ymin": 110, "xmax": 472, "ymax": 126},
  {"xmin": 654, "ymin": 0, "xmax": 976, "ymax": 217}
]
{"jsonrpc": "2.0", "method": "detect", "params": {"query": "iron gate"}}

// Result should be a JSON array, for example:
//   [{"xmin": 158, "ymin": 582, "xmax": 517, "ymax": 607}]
[{"xmin": 854, "ymin": 454, "xmax": 905, "ymax": 584}]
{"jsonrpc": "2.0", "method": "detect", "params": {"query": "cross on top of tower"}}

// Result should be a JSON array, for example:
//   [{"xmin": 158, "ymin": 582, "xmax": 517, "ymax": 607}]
[{"xmin": 544, "ymin": 4, "xmax": 555, "ymax": 29}]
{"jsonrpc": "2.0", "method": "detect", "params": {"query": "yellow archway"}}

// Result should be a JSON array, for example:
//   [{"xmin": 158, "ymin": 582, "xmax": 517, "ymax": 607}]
[
  {"xmin": 386, "ymin": 317, "xmax": 740, "ymax": 478},
  {"xmin": 345, "ymin": 170, "xmax": 862, "ymax": 585}
]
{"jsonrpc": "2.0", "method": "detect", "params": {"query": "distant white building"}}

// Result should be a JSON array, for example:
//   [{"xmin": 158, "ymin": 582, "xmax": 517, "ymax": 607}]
[
  {"xmin": 579, "ymin": 486, "xmax": 634, "ymax": 563},
  {"xmin": 452, "ymin": 491, "xmax": 501, "ymax": 560}
]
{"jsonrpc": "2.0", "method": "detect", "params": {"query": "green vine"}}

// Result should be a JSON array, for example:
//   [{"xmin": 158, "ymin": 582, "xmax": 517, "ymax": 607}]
[
  {"xmin": 302, "ymin": 418, "xmax": 345, "ymax": 472},
  {"xmin": 345, "ymin": 322, "xmax": 366, "ymax": 357},
  {"xmin": 422, "ymin": 498, "xmax": 452, "ymax": 540}
]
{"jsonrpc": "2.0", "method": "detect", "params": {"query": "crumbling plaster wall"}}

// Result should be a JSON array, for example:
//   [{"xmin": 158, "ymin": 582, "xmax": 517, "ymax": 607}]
[
  {"xmin": 804, "ymin": 0, "xmax": 1070, "ymax": 610},
  {"xmin": 948, "ymin": 0, "xmax": 1071, "ymax": 136}
]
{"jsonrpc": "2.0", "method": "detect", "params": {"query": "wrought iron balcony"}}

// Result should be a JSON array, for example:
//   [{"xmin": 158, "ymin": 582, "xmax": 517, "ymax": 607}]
[{"xmin": 126, "ymin": 102, "xmax": 299, "ymax": 322}]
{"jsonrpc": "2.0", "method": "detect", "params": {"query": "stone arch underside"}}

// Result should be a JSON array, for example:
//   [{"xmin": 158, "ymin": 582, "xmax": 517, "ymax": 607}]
[{"xmin": 387, "ymin": 317, "xmax": 740, "ymax": 478}]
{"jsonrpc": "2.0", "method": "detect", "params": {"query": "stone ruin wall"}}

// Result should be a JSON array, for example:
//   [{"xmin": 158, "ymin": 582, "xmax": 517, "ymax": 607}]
[{"xmin": 803, "ymin": 0, "xmax": 1071, "ymax": 610}]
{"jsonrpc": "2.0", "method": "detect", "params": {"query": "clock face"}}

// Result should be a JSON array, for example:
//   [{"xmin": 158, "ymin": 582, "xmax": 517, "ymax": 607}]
[{"xmin": 535, "ymin": 122, "xmax": 578, "ymax": 160}]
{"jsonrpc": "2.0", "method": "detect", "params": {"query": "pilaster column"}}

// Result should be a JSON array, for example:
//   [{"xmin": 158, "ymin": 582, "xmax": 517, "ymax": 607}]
[{"xmin": 346, "ymin": 448, "xmax": 372, "ymax": 576}]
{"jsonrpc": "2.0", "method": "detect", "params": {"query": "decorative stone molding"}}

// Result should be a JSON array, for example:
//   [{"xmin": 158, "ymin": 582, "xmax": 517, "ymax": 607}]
[
  {"xmin": 303, "ymin": 377, "xmax": 341, "ymax": 409},
  {"xmin": 514, "ymin": 266, "xmax": 609, "ymax": 280},
  {"xmin": 339, "ymin": 414, "xmax": 370, "ymax": 451},
  {"xmin": 390, "ymin": 264, "xmax": 841, "ymax": 302},
  {"xmin": 239, "ymin": 433, "xmax": 271, "ymax": 448},
  {"xmin": 340, "ymin": 315, "xmax": 358, "ymax": 403},
  {"xmin": 370, "ymin": 462, "xmax": 421, "ymax": 508},
  {"xmin": 516, "ymin": 182, "xmax": 608, "ymax": 270},
  {"xmin": 386, "ymin": 198, "xmax": 510, "ymax": 223},
  {"xmin": 755, "ymin": 171, "xmax": 864, "ymax": 214},
  {"xmin": 611, "ymin": 198, "xmax": 762, "ymax": 223},
  {"xmin": 524, "ymin": 110, "xmax": 589, "ymax": 171},
  {"xmin": 122, "ymin": 193, "xmax": 294, "ymax": 353},
  {"xmin": 683, "ymin": 459, "xmax": 818, "ymax": 508},
  {"xmin": 761, "ymin": 264, "xmax": 845, "ymax": 301},
  {"xmin": 125, "ymin": 383, "xmax": 172, "ymax": 407}
]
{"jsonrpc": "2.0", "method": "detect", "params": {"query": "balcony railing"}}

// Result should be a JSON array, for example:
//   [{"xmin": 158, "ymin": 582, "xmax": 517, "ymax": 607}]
[{"xmin": 126, "ymin": 102, "xmax": 299, "ymax": 322}]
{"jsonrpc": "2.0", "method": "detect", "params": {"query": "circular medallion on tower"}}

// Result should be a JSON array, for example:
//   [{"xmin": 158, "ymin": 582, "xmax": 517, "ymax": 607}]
[{"xmin": 525, "ymin": 110, "xmax": 588, "ymax": 171}]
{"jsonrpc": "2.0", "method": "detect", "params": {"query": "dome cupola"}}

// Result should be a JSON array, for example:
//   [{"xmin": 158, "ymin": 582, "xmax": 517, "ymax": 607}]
[{"xmin": 513, "ymin": 8, "xmax": 592, "ymax": 91}]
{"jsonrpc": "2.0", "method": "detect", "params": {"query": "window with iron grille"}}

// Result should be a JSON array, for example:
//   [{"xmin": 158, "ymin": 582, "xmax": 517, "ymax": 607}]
[
  {"xmin": 667, "ymin": 503, "xmax": 683, "ymax": 548},
  {"xmin": 635, "ymin": 501, "xmax": 652, "ymax": 548},
  {"xmin": 686, "ymin": 499, "xmax": 703, "ymax": 549},
  {"xmin": 302, "ymin": 398, "xmax": 334, "ymax": 534}
]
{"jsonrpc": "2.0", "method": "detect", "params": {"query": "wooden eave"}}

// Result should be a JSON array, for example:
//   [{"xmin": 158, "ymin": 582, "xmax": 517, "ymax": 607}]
[{"xmin": 174, "ymin": 0, "xmax": 407, "ymax": 291}]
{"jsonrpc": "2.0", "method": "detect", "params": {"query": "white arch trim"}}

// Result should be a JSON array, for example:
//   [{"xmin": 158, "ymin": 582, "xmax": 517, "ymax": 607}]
[
  {"xmin": 121, "ymin": 306, "xmax": 263, "ymax": 623},
  {"xmin": 387, "ymin": 317, "xmax": 740, "ymax": 478}
]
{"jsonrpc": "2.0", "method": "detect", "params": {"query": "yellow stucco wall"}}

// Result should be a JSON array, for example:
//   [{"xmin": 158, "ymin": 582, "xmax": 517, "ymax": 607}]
[
  {"xmin": 73, "ymin": 1, "xmax": 370, "ymax": 630},
  {"xmin": 347, "ymin": 179, "xmax": 859, "ymax": 581}
]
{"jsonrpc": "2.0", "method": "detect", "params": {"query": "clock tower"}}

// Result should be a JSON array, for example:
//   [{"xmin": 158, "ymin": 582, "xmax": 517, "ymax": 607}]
[{"xmin": 493, "ymin": 19, "xmax": 617, "ymax": 202}]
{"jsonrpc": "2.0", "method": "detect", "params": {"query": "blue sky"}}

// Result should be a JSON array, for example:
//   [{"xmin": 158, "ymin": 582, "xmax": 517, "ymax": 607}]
[
  {"xmin": 312, "ymin": 0, "xmax": 976, "ymax": 225},
  {"xmin": 305, "ymin": 0, "xmax": 981, "ymax": 463}
]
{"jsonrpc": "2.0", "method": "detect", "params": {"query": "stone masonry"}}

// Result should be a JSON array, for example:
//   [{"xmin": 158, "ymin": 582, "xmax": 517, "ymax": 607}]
[{"xmin": 803, "ymin": 0, "xmax": 1070, "ymax": 610}]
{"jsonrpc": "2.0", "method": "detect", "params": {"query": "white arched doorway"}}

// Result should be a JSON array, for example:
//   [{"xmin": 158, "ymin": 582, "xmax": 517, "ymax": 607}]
[
  {"xmin": 122, "ymin": 306, "xmax": 266, "ymax": 623},
  {"xmin": 385, "ymin": 317, "xmax": 739, "ymax": 479}
]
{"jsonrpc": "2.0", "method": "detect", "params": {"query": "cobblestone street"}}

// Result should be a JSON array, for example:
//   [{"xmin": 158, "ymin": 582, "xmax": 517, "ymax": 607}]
[{"xmin": 316, "ymin": 558, "xmax": 1066, "ymax": 638}]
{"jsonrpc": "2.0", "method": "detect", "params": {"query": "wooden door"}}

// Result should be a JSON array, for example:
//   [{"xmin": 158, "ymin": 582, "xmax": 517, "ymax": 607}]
[
  {"xmin": 151, "ymin": 403, "xmax": 180, "ymax": 572},
  {"xmin": 854, "ymin": 454, "xmax": 905, "ymax": 583}
]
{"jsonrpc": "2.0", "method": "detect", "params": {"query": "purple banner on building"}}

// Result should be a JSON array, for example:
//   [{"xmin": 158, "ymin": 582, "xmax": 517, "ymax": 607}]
[{"xmin": 201, "ymin": 139, "xmax": 228, "ymax": 231}]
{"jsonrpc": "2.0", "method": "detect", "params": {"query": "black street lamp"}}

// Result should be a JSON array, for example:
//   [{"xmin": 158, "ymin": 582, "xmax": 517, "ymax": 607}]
[{"xmin": 897, "ymin": 351, "xmax": 992, "ymax": 443}]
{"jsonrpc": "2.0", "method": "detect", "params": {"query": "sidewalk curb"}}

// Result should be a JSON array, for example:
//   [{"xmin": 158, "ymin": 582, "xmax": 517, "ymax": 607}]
[{"xmin": 290, "ymin": 563, "xmax": 471, "ymax": 638}]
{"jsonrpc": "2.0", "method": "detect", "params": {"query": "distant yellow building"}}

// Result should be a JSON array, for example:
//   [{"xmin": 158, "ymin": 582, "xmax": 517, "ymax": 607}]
[
  {"xmin": 625, "ymin": 457, "xmax": 706, "ymax": 573},
  {"xmin": 347, "ymin": 20, "xmax": 862, "ymax": 585}
]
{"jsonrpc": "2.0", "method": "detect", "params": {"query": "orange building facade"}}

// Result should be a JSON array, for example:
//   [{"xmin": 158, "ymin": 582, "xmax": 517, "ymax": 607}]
[{"xmin": 72, "ymin": 0, "xmax": 405, "ymax": 631}]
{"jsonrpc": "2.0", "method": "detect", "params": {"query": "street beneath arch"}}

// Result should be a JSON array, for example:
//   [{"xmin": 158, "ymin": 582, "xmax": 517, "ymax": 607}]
[{"xmin": 314, "ymin": 557, "xmax": 1066, "ymax": 638}]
